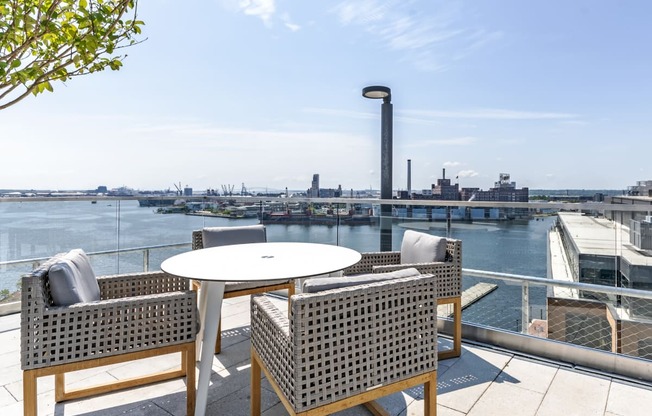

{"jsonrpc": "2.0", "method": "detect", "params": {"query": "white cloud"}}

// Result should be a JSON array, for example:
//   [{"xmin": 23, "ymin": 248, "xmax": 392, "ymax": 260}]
[
  {"xmin": 331, "ymin": 0, "xmax": 502, "ymax": 72},
  {"xmin": 458, "ymin": 170, "xmax": 479, "ymax": 178},
  {"xmin": 394, "ymin": 113, "xmax": 442, "ymax": 125},
  {"xmin": 219, "ymin": 0, "xmax": 276, "ymax": 25},
  {"xmin": 303, "ymin": 107, "xmax": 577, "ymax": 126},
  {"xmin": 558, "ymin": 120, "xmax": 589, "ymax": 126},
  {"xmin": 443, "ymin": 161, "xmax": 461, "ymax": 167},
  {"xmin": 302, "ymin": 107, "xmax": 378, "ymax": 120},
  {"xmin": 382, "ymin": 18, "xmax": 465, "ymax": 51},
  {"xmin": 452, "ymin": 29, "xmax": 504, "ymax": 61},
  {"xmin": 406, "ymin": 136, "xmax": 477, "ymax": 147},
  {"xmin": 239, "ymin": 0, "xmax": 276, "ymax": 23},
  {"xmin": 402, "ymin": 108, "xmax": 579, "ymax": 120},
  {"xmin": 332, "ymin": 0, "xmax": 389, "ymax": 25},
  {"xmin": 280, "ymin": 12, "xmax": 301, "ymax": 32}
]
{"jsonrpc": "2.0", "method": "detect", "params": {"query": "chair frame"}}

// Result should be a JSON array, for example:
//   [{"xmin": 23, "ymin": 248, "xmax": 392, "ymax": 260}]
[
  {"xmin": 342, "ymin": 239, "xmax": 462, "ymax": 360},
  {"xmin": 21, "ymin": 258, "xmax": 197, "ymax": 416},
  {"xmin": 192, "ymin": 229, "xmax": 295, "ymax": 354},
  {"xmin": 250, "ymin": 275, "xmax": 438, "ymax": 416}
]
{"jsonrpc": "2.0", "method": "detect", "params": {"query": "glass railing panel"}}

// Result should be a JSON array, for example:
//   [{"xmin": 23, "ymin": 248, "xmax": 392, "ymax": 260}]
[
  {"xmin": 1, "ymin": 199, "xmax": 121, "ymax": 302},
  {"xmin": 2, "ymin": 196, "xmax": 652, "ymax": 368},
  {"xmin": 453, "ymin": 275, "xmax": 547, "ymax": 333},
  {"xmin": 1, "ymin": 199, "xmax": 118, "ymax": 259}
]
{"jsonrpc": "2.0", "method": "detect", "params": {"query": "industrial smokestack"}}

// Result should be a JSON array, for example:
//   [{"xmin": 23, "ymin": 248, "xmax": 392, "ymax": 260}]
[
  {"xmin": 443, "ymin": 168, "xmax": 446, "ymax": 180},
  {"xmin": 407, "ymin": 159, "xmax": 412, "ymax": 197}
]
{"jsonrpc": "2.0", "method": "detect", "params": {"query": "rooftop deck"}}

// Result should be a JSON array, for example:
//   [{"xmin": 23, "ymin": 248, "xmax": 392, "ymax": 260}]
[{"xmin": 2, "ymin": 296, "xmax": 652, "ymax": 416}]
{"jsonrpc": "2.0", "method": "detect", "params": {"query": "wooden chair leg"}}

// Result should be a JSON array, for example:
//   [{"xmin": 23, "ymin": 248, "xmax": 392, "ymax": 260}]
[
  {"xmin": 287, "ymin": 282, "xmax": 295, "ymax": 311},
  {"xmin": 452, "ymin": 297, "xmax": 462, "ymax": 357},
  {"xmin": 250, "ymin": 348, "xmax": 262, "ymax": 416},
  {"xmin": 55, "ymin": 373, "xmax": 66, "ymax": 402},
  {"xmin": 424, "ymin": 371, "xmax": 437, "ymax": 416},
  {"xmin": 185, "ymin": 345, "xmax": 196, "ymax": 416},
  {"xmin": 438, "ymin": 296, "xmax": 462, "ymax": 360},
  {"xmin": 23, "ymin": 370, "xmax": 37, "ymax": 416},
  {"xmin": 215, "ymin": 320, "xmax": 222, "ymax": 354}
]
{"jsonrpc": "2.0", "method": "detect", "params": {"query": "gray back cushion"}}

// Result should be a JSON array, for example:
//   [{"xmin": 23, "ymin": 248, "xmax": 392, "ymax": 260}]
[
  {"xmin": 202, "ymin": 225, "xmax": 266, "ymax": 248},
  {"xmin": 400, "ymin": 230, "xmax": 447, "ymax": 264},
  {"xmin": 48, "ymin": 249, "xmax": 100, "ymax": 306},
  {"xmin": 302, "ymin": 267, "xmax": 421, "ymax": 293}
]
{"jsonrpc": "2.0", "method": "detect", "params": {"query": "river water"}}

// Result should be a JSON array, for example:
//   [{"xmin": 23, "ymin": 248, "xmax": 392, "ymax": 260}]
[{"xmin": 0, "ymin": 200, "xmax": 556, "ymax": 330}]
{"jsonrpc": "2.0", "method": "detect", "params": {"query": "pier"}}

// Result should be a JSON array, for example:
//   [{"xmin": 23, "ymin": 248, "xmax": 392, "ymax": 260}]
[{"xmin": 438, "ymin": 282, "xmax": 498, "ymax": 317}]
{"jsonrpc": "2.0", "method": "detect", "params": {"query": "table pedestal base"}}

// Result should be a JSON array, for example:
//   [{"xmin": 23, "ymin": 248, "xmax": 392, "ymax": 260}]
[{"xmin": 195, "ymin": 281, "xmax": 225, "ymax": 416}]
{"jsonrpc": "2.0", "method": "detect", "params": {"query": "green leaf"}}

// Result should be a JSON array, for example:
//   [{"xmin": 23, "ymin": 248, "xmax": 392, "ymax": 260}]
[{"xmin": 1, "ymin": 0, "xmax": 145, "ymax": 110}]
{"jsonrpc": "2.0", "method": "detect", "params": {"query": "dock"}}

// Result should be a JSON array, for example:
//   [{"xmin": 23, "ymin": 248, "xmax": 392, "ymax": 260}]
[{"xmin": 438, "ymin": 282, "xmax": 498, "ymax": 316}]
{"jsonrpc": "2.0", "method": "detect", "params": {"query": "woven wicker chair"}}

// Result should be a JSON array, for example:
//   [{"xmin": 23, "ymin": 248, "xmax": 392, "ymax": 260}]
[
  {"xmin": 342, "ymin": 235, "xmax": 462, "ymax": 359},
  {"xmin": 251, "ymin": 274, "xmax": 438, "ymax": 416},
  {"xmin": 20, "ymin": 254, "xmax": 197, "ymax": 416},
  {"xmin": 192, "ymin": 226, "xmax": 295, "ymax": 354}
]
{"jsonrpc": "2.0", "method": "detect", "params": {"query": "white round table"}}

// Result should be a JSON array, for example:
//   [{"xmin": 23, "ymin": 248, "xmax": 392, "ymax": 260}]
[{"xmin": 161, "ymin": 242, "xmax": 362, "ymax": 416}]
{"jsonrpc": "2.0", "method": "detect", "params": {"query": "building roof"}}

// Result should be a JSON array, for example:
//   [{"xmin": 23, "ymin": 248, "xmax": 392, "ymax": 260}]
[{"xmin": 558, "ymin": 212, "xmax": 652, "ymax": 267}]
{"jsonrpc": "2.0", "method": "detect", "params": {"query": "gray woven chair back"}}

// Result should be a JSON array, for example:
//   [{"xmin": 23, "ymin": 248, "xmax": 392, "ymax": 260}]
[
  {"xmin": 193, "ymin": 224, "xmax": 266, "ymax": 250},
  {"xmin": 342, "ymin": 239, "xmax": 462, "ymax": 299}
]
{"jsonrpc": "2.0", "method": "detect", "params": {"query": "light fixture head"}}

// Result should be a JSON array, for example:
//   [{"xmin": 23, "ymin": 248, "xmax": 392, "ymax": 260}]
[{"xmin": 362, "ymin": 85, "xmax": 391, "ymax": 102}]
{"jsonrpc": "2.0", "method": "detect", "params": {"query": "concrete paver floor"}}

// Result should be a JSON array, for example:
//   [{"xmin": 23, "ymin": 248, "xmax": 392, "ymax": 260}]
[{"xmin": 2, "ymin": 296, "xmax": 652, "ymax": 416}]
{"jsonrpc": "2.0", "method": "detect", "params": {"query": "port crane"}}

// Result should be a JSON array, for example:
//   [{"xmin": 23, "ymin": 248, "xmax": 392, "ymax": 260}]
[
  {"xmin": 221, "ymin": 184, "xmax": 234, "ymax": 197},
  {"xmin": 173, "ymin": 182, "xmax": 183, "ymax": 196}
]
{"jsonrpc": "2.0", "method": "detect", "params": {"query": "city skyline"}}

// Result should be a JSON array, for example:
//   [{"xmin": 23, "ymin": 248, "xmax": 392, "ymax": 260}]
[{"xmin": 2, "ymin": 1, "xmax": 651, "ymax": 191}]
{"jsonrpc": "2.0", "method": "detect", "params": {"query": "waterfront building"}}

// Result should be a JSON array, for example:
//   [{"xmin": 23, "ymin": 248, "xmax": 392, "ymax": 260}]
[
  {"xmin": 309, "ymin": 174, "xmax": 319, "ymax": 197},
  {"xmin": 431, "ymin": 168, "xmax": 460, "ymax": 200},
  {"xmin": 463, "ymin": 173, "xmax": 529, "ymax": 219},
  {"xmin": 548, "ymin": 210, "xmax": 652, "ymax": 357},
  {"xmin": 626, "ymin": 180, "xmax": 652, "ymax": 197},
  {"xmin": 305, "ymin": 174, "xmax": 341, "ymax": 198},
  {"xmin": 318, "ymin": 184, "xmax": 342, "ymax": 198},
  {"xmin": 606, "ymin": 194, "xmax": 652, "ymax": 228}
]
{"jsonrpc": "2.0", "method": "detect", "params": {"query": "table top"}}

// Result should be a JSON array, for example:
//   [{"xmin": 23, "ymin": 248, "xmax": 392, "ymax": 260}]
[{"xmin": 161, "ymin": 242, "xmax": 362, "ymax": 282}]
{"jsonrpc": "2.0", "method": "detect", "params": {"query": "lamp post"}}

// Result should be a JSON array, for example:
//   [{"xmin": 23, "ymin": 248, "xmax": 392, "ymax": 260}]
[{"xmin": 362, "ymin": 85, "xmax": 393, "ymax": 251}]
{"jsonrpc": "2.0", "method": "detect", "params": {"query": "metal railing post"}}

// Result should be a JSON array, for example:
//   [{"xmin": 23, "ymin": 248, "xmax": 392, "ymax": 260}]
[
  {"xmin": 522, "ymin": 281, "xmax": 530, "ymax": 333},
  {"xmin": 143, "ymin": 248, "xmax": 150, "ymax": 272}
]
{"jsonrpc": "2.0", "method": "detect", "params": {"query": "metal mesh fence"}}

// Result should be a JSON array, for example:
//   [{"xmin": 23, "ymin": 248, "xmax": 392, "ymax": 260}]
[{"xmin": 440, "ymin": 272, "xmax": 652, "ymax": 361}]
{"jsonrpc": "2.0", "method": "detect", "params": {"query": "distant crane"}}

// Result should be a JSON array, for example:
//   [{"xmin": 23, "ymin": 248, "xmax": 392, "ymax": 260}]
[
  {"xmin": 173, "ymin": 182, "xmax": 183, "ymax": 196},
  {"xmin": 221, "ymin": 184, "xmax": 234, "ymax": 197},
  {"xmin": 241, "ymin": 183, "xmax": 248, "ymax": 196}
]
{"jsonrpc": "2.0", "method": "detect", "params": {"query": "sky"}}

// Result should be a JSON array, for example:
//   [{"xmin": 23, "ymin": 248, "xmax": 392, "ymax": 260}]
[{"xmin": 2, "ymin": 0, "xmax": 652, "ymax": 193}]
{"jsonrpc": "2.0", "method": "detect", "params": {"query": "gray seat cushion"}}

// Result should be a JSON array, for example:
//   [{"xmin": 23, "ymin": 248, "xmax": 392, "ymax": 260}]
[
  {"xmin": 48, "ymin": 249, "xmax": 101, "ymax": 306},
  {"xmin": 202, "ymin": 224, "xmax": 266, "ymax": 247},
  {"xmin": 302, "ymin": 267, "xmax": 421, "ymax": 293},
  {"xmin": 400, "ymin": 230, "xmax": 447, "ymax": 264}
]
